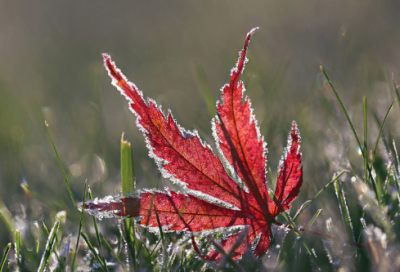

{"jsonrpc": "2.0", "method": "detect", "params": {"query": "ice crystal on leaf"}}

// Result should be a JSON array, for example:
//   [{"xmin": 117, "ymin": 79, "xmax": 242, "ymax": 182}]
[{"xmin": 85, "ymin": 28, "xmax": 304, "ymax": 261}]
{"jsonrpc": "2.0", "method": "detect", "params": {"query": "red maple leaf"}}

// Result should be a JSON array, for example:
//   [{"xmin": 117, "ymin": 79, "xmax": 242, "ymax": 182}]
[{"xmin": 85, "ymin": 28, "xmax": 303, "ymax": 260}]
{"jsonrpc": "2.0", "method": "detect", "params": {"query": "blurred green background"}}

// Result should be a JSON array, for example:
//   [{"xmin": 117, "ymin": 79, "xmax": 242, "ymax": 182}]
[{"xmin": 1, "ymin": 0, "xmax": 400, "ymax": 261}]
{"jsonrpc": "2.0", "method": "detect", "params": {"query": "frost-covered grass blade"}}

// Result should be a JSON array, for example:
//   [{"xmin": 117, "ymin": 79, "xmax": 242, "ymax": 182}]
[
  {"xmin": 38, "ymin": 220, "xmax": 60, "ymax": 272},
  {"xmin": 334, "ymin": 179, "xmax": 355, "ymax": 244}
]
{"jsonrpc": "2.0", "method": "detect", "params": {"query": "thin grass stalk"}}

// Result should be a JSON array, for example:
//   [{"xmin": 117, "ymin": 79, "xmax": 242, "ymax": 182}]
[
  {"xmin": 320, "ymin": 67, "xmax": 363, "ymax": 157},
  {"xmin": 320, "ymin": 67, "xmax": 378, "ymax": 199},
  {"xmin": 80, "ymin": 232, "xmax": 108, "ymax": 272},
  {"xmin": 88, "ymin": 187, "xmax": 107, "ymax": 266},
  {"xmin": 363, "ymin": 98, "xmax": 381, "ymax": 202},
  {"xmin": 372, "ymin": 101, "xmax": 395, "ymax": 165},
  {"xmin": 15, "ymin": 230, "xmax": 20, "ymax": 272},
  {"xmin": 0, "ymin": 244, "xmax": 11, "ymax": 272},
  {"xmin": 383, "ymin": 167, "xmax": 393, "ymax": 198},
  {"xmin": 5, "ymin": 261, "xmax": 10, "ymax": 272},
  {"xmin": 191, "ymin": 64, "xmax": 216, "ymax": 118},
  {"xmin": 154, "ymin": 209, "xmax": 167, "ymax": 272},
  {"xmin": 71, "ymin": 180, "xmax": 87, "ymax": 272},
  {"xmin": 392, "ymin": 142, "xmax": 400, "ymax": 194},
  {"xmin": 292, "ymin": 238, "xmax": 301, "ymax": 272},
  {"xmin": 363, "ymin": 97, "xmax": 368, "ymax": 184},
  {"xmin": 211, "ymin": 230, "xmax": 247, "ymax": 272},
  {"xmin": 268, "ymin": 167, "xmax": 275, "ymax": 190},
  {"xmin": 150, "ymin": 238, "xmax": 162, "ymax": 257},
  {"xmin": 392, "ymin": 74, "xmax": 400, "ymax": 109},
  {"xmin": 334, "ymin": 179, "xmax": 355, "ymax": 244},
  {"xmin": 38, "ymin": 220, "xmax": 60, "ymax": 272},
  {"xmin": 293, "ymin": 170, "xmax": 347, "ymax": 221},
  {"xmin": 134, "ymin": 225, "xmax": 150, "ymax": 256},
  {"xmin": 45, "ymin": 121, "xmax": 76, "ymax": 208},
  {"xmin": 303, "ymin": 209, "xmax": 322, "ymax": 234},
  {"xmin": 41, "ymin": 222, "xmax": 61, "ymax": 265},
  {"xmin": 102, "ymin": 237, "xmax": 128, "ymax": 272},
  {"xmin": 302, "ymin": 242, "xmax": 321, "ymax": 272}
]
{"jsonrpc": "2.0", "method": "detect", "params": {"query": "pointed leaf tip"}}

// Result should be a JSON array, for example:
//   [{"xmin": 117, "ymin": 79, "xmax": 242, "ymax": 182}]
[
  {"xmin": 248, "ymin": 27, "xmax": 260, "ymax": 36},
  {"xmin": 102, "ymin": 53, "xmax": 110, "ymax": 60},
  {"xmin": 269, "ymin": 122, "xmax": 303, "ymax": 216}
]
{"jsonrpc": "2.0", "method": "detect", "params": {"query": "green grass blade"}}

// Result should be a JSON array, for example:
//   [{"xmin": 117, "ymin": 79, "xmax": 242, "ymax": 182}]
[
  {"xmin": 5, "ymin": 261, "xmax": 10, "ymax": 272},
  {"xmin": 292, "ymin": 200, "xmax": 311, "ymax": 220},
  {"xmin": 134, "ymin": 224, "xmax": 150, "ymax": 256},
  {"xmin": 42, "ymin": 222, "xmax": 61, "ymax": 265},
  {"xmin": 15, "ymin": 231, "xmax": 20, "ymax": 272},
  {"xmin": 363, "ymin": 97, "xmax": 368, "ymax": 183},
  {"xmin": 35, "ymin": 240, "xmax": 39, "ymax": 257},
  {"xmin": 278, "ymin": 238, "xmax": 298, "ymax": 269},
  {"xmin": 154, "ymin": 209, "xmax": 166, "ymax": 272},
  {"xmin": 0, "ymin": 200, "xmax": 15, "ymax": 238},
  {"xmin": 334, "ymin": 179, "xmax": 354, "ymax": 243},
  {"xmin": 304, "ymin": 209, "xmax": 322, "ymax": 233},
  {"xmin": 302, "ymin": 241, "xmax": 321, "ymax": 271},
  {"xmin": 45, "ymin": 121, "xmax": 76, "ymax": 208},
  {"xmin": 71, "ymin": 180, "xmax": 87, "ymax": 272},
  {"xmin": 42, "ymin": 222, "xmax": 49, "ymax": 236},
  {"xmin": 88, "ymin": 187, "xmax": 106, "ymax": 266},
  {"xmin": 154, "ymin": 209, "xmax": 165, "ymax": 242},
  {"xmin": 150, "ymin": 238, "xmax": 162, "ymax": 257},
  {"xmin": 268, "ymin": 167, "xmax": 274, "ymax": 190},
  {"xmin": 319, "ymin": 67, "xmax": 363, "ymax": 152},
  {"xmin": 391, "ymin": 169, "xmax": 400, "ymax": 198},
  {"xmin": 211, "ymin": 230, "xmax": 247, "ymax": 272},
  {"xmin": 80, "ymin": 232, "xmax": 108, "ymax": 272},
  {"xmin": 0, "ymin": 243, "xmax": 11, "ymax": 272},
  {"xmin": 372, "ymin": 100, "xmax": 395, "ymax": 165},
  {"xmin": 38, "ymin": 220, "xmax": 60, "ymax": 272},
  {"xmin": 392, "ymin": 74, "xmax": 400, "ymax": 108},
  {"xmin": 354, "ymin": 180, "xmax": 396, "ymax": 241},
  {"xmin": 383, "ymin": 167, "xmax": 393, "ymax": 197},
  {"xmin": 281, "ymin": 211, "xmax": 300, "ymax": 237},
  {"xmin": 102, "ymin": 237, "xmax": 128, "ymax": 272},
  {"xmin": 121, "ymin": 133, "xmax": 136, "ymax": 197},
  {"xmin": 121, "ymin": 134, "xmax": 137, "ymax": 269},
  {"xmin": 362, "ymin": 97, "xmax": 381, "ymax": 201},
  {"xmin": 293, "ymin": 170, "xmax": 347, "ymax": 221},
  {"xmin": 320, "ymin": 68, "xmax": 378, "ymax": 199},
  {"xmin": 191, "ymin": 64, "xmax": 216, "ymax": 118},
  {"xmin": 390, "ymin": 141, "xmax": 400, "ymax": 206}
]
